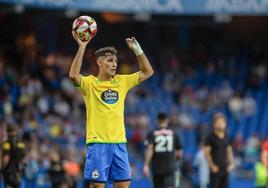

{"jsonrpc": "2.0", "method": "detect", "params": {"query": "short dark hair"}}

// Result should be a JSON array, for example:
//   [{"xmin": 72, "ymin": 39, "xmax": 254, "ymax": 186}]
[
  {"xmin": 94, "ymin": 46, "xmax": 117, "ymax": 60},
  {"xmin": 157, "ymin": 113, "xmax": 168, "ymax": 121}
]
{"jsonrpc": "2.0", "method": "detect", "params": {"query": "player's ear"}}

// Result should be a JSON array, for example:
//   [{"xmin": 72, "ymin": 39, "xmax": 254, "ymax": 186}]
[{"xmin": 96, "ymin": 58, "xmax": 102, "ymax": 67}]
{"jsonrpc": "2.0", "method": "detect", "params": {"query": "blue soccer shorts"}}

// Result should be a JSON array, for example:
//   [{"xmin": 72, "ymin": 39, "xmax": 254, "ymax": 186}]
[{"xmin": 84, "ymin": 143, "xmax": 131, "ymax": 183}]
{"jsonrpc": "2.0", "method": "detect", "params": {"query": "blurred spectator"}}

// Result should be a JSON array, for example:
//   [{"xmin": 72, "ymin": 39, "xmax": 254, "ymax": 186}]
[
  {"xmin": 48, "ymin": 152, "xmax": 65, "ymax": 188},
  {"xmin": 243, "ymin": 94, "xmax": 256, "ymax": 117},
  {"xmin": 245, "ymin": 134, "xmax": 260, "ymax": 163},
  {"xmin": 254, "ymin": 160, "xmax": 267, "ymax": 188},
  {"xmin": 178, "ymin": 111, "xmax": 195, "ymax": 129},
  {"xmin": 181, "ymin": 154, "xmax": 194, "ymax": 188},
  {"xmin": 253, "ymin": 63, "xmax": 266, "ymax": 81},
  {"xmin": 63, "ymin": 148, "xmax": 81, "ymax": 188},
  {"xmin": 25, "ymin": 150, "xmax": 39, "ymax": 188},
  {"xmin": 1, "ymin": 124, "xmax": 25, "ymax": 188},
  {"xmin": 194, "ymin": 143, "xmax": 209, "ymax": 188},
  {"xmin": 254, "ymin": 140, "xmax": 268, "ymax": 188},
  {"xmin": 228, "ymin": 91, "xmax": 243, "ymax": 119},
  {"xmin": 53, "ymin": 94, "xmax": 70, "ymax": 117},
  {"xmin": 204, "ymin": 113, "xmax": 234, "ymax": 188},
  {"xmin": 218, "ymin": 81, "xmax": 233, "ymax": 102},
  {"xmin": 233, "ymin": 132, "xmax": 245, "ymax": 157},
  {"xmin": 232, "ymin": 132, "xmax": 245, "ymax": 171},
  {"xmin": 261, "ymin": 140, "xmax": 268, "ymax": 168}
]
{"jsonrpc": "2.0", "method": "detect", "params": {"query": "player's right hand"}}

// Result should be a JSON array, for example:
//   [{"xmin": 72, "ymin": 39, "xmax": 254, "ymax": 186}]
[
  {"xmin": 211, "ymin": 164, "xmax": 219, "ymax": 173},
  {"xmin": 143, "ymin": 164, "xmax": 150, "ymax": 177},
  {"xmin": 72, "ymin": 31, "xmax": 90, "ymax": 48}
]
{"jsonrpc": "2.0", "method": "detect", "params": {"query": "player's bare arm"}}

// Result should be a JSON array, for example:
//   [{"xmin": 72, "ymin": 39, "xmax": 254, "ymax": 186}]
[
  {"xmin": 176, "ymin": 149, "xmax": 183, "ymax": 159},
  {"xmin": 204, "ymin": 145, "xmax": 219, "ymax": 173},
  {"xmin": 69, "ymin": 31, "xmax": 91, "ymax": 86},
  {"xmin": 143, "ymin": 143, "xmax": 154, "ymax": 176},
  {"xmin": 126, "ymin": 37, "xmax": 154, "ymax": 83},
  {"xmin": 226, "ymin": 145, "xmax": 234, "ymax": 172}
]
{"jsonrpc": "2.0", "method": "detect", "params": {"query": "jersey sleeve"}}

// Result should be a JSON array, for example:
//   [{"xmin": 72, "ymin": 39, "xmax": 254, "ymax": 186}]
[
  {"xmin": 144, "ymin": 132, "xmax": 154, "ymax": 146},
  {"xmin": 75, "ymin": 75, "xmax": 92, "ymax": 95},
  {"xmin": 121, "ymin": 72, "xmax": 140, "ymax": 92}
]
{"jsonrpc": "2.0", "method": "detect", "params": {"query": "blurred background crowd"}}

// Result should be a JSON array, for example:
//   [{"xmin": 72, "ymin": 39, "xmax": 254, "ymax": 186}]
[{"xmin": 1, "ymin": 3, "xmax": 268, "ymax": 188}]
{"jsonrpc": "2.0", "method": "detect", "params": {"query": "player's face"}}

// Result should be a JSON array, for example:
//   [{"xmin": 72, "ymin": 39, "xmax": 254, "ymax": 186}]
[
  {"xmin": 98, "ymin": 54, "xmax": 118, "ymax": 77},
  {"xmin": 214, "ymin": 117, "xmax": 226, "ymax": 132}
]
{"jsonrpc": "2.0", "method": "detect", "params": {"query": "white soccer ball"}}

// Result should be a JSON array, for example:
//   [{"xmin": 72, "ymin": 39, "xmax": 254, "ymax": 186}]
[{"xmin": 72, "ymin": 15, "xmax": 97, "ymax": 42}]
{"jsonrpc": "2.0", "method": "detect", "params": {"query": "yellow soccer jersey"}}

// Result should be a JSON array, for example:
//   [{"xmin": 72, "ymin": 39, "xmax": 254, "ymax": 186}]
[{"xmin": 77, "ymin": 72, "xmax": 139, "ymax": 144}]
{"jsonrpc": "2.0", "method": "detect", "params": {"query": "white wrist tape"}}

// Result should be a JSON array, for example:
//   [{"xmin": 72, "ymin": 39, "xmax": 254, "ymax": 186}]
[{"xmin": 133, "ymin": 43, "xmax": 143, "ymax": 56}]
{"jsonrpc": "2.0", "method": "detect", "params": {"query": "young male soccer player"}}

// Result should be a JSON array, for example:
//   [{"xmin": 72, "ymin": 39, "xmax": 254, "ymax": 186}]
[
  {"xmin": 69, "ymin": 31, "xmax": 153, "ymax": 188},
  {"xmin": 143, "ymin": 113, "xmax": 182, "ymax": 188}
]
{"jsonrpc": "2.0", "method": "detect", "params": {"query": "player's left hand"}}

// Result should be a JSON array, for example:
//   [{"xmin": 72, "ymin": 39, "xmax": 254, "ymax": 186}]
[
  {"xmin": 143, "ymin": 164, "xmax": 150, "ymax": 177},
  {"xmin": 126, "ymin": 37, "xmax": 143, "ymax": 56}
]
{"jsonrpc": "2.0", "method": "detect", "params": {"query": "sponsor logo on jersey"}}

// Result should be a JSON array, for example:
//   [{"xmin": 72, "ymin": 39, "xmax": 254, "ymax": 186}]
[{"xmin": 101, "ymin": 89, "xmax": 119, "ymax": 104}]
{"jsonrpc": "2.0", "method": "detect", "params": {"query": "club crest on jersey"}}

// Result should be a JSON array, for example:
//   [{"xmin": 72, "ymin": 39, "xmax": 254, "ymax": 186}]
[
  {"xmin": 92, "ymin": 169, "xmax": 99, "ymax": 179},
  {"xmin": 101, "ymin": 89, "xmax": 119, "ymax": 104}
]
